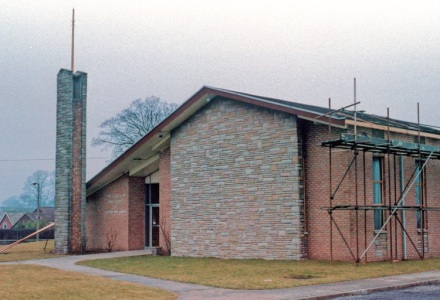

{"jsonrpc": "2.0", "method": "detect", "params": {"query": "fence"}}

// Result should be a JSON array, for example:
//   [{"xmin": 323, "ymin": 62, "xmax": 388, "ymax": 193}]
[{"xmin": 0, "ymin": 229, "xmax": 54, "ymax": 241}]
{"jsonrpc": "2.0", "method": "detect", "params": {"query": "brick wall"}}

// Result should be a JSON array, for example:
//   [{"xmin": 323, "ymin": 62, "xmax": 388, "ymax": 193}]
[
  {"xmin": 70, "ymin": 72, "xmax": 87, "ymax": 253},
  {"xmin": 159, "ymin": 148, "xmax": 172, "ymax": 254},
  {"xmin": 55, "ymin": 69, "xmax": 87, "ymax": 254},
  {"xmin": 170, "ymin": 98, "xmax": 305, "ymax": 259},
  {"xmin": 304, "ymin": 122, "xmax": 440, "ymax": 261},
  {"xmin": 86, "ymin": 175, "xmax": 130, "ymax": 251},
  {"xmin": 128, "ymin": 177, "xmax": 145, "ymax": 250},
  {"xmin": 86, "ymin": 174, "xmax": 146, "ymax": 252}
]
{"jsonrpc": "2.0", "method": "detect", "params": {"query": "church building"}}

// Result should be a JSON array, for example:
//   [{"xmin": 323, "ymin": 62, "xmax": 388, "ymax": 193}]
[{"xmin": 86, "ymin": 86, "xmax": 440, "ymax": 262}]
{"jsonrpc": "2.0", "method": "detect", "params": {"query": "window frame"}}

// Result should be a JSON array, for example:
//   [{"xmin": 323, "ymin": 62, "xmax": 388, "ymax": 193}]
[
  {"xmin": 372, "ymin": 156, "xmax": 384, "ymax": 231},
  {"xmin": 415, "ymin": 161, "xmax": 427, "ymax": 230}
]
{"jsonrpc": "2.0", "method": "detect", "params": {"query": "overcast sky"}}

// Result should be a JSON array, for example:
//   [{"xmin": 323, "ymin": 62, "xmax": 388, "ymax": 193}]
[{"xmin": 1, "ymin": 0, "xmax": 439, "ymax": 203}]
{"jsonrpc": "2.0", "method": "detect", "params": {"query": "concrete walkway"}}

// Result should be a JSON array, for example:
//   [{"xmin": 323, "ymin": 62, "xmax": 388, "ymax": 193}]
[{"xmin": 3, "ymin": 251, "xmax": 440, "ymax": 300}]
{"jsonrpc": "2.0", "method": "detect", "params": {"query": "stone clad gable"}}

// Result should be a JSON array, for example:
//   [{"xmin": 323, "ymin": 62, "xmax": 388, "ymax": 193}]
[{"xmin": 170, "ymin": 97, "xmax": 306, "ymax": 259}]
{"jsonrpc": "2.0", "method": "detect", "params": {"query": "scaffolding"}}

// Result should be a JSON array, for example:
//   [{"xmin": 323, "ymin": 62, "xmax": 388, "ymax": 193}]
[{"xmin": 320, "ymin": 100, "xmax": 440, "ymax": 264}]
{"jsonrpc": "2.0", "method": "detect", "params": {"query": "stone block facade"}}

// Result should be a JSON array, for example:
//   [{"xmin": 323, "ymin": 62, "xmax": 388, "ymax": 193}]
[
  {"xmin": 170, "ymin": 98, "xmax": 306, "ymax": 259},
  {"xmin": 55, "ymin": 69, "xmax": 87, "ymax": 254}
]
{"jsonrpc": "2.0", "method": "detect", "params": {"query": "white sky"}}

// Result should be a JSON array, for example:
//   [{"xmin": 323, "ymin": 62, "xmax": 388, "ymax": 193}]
[{"xmin": 1, "ymin": 0, "xmax": 439, "ymax": 202}]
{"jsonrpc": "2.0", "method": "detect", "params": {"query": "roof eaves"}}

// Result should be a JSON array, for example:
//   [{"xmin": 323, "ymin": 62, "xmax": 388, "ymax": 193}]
[
  {"xmin": 204, "ymin": 86, "xmax": 346, "ymax": 121},
  {"xmin": 88, "ymin": 86, "xmax": 351, "ymax": 195},
  {"xmin": 87, "ymin": 86, "xmax": 212, "ymax": 193}
]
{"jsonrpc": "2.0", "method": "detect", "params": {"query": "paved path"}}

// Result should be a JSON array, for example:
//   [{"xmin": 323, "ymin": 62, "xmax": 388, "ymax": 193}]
[{"xmin": 3, "ymin": 251, "xmax": 440, "ymax": 300}]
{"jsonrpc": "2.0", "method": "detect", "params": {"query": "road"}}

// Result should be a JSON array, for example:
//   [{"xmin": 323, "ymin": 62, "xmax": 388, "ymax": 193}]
[{"xmin": 335, "ymin": 283, "xmax": 440, "ymax": 299}]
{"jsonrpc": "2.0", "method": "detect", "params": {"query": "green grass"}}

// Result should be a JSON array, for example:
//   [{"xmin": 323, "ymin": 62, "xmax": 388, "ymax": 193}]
[
  {"xmin": 0, "ymin": 240, "xmax": 58, "ymax": 262},
  {"xmin": 0, "ymin": 265, "xmax": 176, "ymax": 300},
  {"xmin": 0, "ymin": 241, "xmax": 176, "ymax": 300},
  {"xmin": 79, "ymin": 256, "xmax": 440, "ymax": 289}
]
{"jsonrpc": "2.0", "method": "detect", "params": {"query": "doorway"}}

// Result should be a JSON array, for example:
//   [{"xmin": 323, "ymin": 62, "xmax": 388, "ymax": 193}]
[{"xmin": 145, "ymin": 183, "xmax": 160, "ymax": 247}]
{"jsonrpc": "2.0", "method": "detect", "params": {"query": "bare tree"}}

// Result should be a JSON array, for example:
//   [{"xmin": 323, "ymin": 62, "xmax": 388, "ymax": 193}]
[
  {"xmin": 92, "ymin": 96, "xmax": 178, "ymax": 158},
  {"xmin": 105, "ymin": 227, "xmax": 118, "ymax": 252},
  {"xmin": 21, "ymin": 170, "xmax": 55, "ymax": 208},
  {"xmin": 159, "ymin": 217, "xmax": 171, "ymax": 255}
]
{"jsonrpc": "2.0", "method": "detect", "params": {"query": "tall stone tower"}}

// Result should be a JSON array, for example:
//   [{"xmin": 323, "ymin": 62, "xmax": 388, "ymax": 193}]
[{"xmin": 54, "ymin": 69, "xmax": 87, "ymax": 254}]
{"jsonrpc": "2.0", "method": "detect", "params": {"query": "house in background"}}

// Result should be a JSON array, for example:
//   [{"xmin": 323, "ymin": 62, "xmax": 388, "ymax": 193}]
[
  {"xmin": 0, "ymin": 212, "xmax": 26, "ymax": 229},
  {"xmin": 13, "ymin": 207, "xmax": 55, "ymax": 229},
  {"xmin": 86, "ymin": 86, "xmax": 440, "ymax": 262},
  {"xmin": 36, "ymin": 207, "xmax": 55, "ymax": 224},
  {"xmin": 0, "ymin": 213, "xmax": 4, "ymax": 229}
]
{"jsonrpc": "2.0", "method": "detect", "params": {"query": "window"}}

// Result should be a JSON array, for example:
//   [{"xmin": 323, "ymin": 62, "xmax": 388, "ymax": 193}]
[
  {"xmin": 414, "ymin": 136, "xmax": 426, "ymax": 145},
  {"xmin": 373, "ymin": 157, "xmax": 384, "ymax": 230},
  {"xmin": 2, "ymin": 223, "xmax": 7, "ymax": 229},
  {"xmin": 415, "ymin": 162, "xmax": 426, "ymax": 229},
  {"xmin": 372, "ymin": 129, "xmax": 384, "ymax": 139},
  {"xmin": 73, "ymin": 75, "xmax": 82, "ymax": 100}
]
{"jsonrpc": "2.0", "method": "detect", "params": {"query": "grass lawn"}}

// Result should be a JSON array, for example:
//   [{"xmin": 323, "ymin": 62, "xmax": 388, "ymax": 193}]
[
  {"xmin": 79, "ymin": 255, "xmax": 440, "ymax": 290},
  {"xmin": 0, "ymin": 265, "xmax": 176, "ymax": 300},
  {"xmin": 0, "ymin": 240, "xmax": 58, "ymax": 262},
  {"xmin": 0, "ymin": 241, "xmax": 176, "ymax": 300}
]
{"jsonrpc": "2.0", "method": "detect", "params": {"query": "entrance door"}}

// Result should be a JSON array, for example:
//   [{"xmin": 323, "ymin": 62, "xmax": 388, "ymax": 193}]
[{"xmin": 145, "ymin": 183, "xmax": 160, "ymax": 247}]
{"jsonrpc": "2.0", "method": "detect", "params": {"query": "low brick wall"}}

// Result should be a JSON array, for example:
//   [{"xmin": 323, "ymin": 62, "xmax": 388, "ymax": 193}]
[{"xmin": 86, "ymin": 175, "xmax": 144, "ymax": 252}]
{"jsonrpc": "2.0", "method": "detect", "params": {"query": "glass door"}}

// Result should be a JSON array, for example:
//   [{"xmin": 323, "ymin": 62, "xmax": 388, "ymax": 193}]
[{"xmin": 145, "ymin": 183, "xmax": 160, "ymax": 247}]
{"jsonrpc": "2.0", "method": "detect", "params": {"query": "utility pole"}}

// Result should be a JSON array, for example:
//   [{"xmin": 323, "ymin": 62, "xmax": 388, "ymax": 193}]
[{"xmin": 32, "ymin": 183, "xmax": 41, "ymax": 241}]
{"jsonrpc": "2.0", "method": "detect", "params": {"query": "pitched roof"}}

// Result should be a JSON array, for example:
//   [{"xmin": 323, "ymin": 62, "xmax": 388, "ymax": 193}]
[
  {"xmin": 86, "ymin": 86, "xmax": 440, "ymax": 196},
  {"xmin": 3, "ymin": 212, "xmax": 26, "ymax": 225},
  {"xmin": 33, "ymin": 207, "xmax": 55, "ymax": 223}
]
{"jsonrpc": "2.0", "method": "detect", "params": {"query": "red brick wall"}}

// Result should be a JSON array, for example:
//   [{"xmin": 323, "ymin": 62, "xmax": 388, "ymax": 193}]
[
  {"xmin": 304, "ymin": 121, "xmax": 440, "ymax": 262},
  {"xmin": 86, "ymin": 175, "xmax": 130, "ymax": 252},
  {"xmin": 87, "ymin": 174, "xmax": 146, "ymax": 252},
  {"xmin": 128, "ymin": 177, "xmax": 145, "ymax": 250},
  {"xmin": 159, "ymin": 147, "xmax": 172, "ymax": 254},
  {"xmin": 71, "ymin": 100, "xmax": 83, "ymax": 253}
]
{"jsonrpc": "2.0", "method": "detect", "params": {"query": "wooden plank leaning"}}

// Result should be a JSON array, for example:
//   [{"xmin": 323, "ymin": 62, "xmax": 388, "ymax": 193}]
[{"xmin": 0, "ymin": 222, "xmax": 55, "ymax": 254}]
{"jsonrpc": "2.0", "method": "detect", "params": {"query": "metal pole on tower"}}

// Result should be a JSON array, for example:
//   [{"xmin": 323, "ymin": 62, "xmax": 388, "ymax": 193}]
[{"xmin": 71, "ymin": 8, "xmax": 75, "ymax": 72}]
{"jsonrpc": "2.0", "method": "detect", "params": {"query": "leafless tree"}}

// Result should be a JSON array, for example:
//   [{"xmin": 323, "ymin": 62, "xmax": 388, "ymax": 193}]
[
  {"xmin": 105, "ymin": 227, "xmax": 118, "ymax": 252},
  {"xmin": 21, "ymin": 170, "xmax": 55, "ymax": 208},
  {"xmin": 0, "ymin": 170, "xmax": 55, "ymax": 209},
  {"xmin": 159, "ymin": 218, "xmax": 171, "ymax": 255},
  {"xmin": 92, "ymin": 96, "xmax": 178, "ymax": 158}
]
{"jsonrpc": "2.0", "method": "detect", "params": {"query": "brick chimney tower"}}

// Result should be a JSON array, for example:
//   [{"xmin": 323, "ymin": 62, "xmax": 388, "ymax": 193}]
[
  {"xmin": 54, "ymin": 70, "xmax": 87, "ymax": 254},
  {"xmin": 54, "ymin": 9, "xmax": 87, "ymax": 254}
]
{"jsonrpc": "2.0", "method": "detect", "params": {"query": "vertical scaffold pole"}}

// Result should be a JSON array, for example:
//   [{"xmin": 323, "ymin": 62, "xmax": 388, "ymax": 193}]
[
  {"xmin": 394, "ymin": 154, "xmax": 398, "ymax": 260},
  {"xmin": 418, "ymin": 102, "xmax": 425, "ymax": 259},
  {"xmin": 363, "ymin": 151, "xmax": 367, "ymax": 262},
  {"xmin": 354, "ymin": 78, "xmax": 360, "ymax": 264},
  {"xmin": 328, "ymin": 98, "xmax": 333, "ymax": 262},
  {"xmin": 387, "ymin": 108, "xmax": 393, "ymax": 262}
]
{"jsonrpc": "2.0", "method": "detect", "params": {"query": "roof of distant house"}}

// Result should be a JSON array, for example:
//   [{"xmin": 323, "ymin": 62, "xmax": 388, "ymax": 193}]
[
  {"xmin": 2, "ymin": 212, "xmax": 26, "ymax": 225},
  {"xmin": 33, "ymin": 207, "xmax": 55, "ymax": 223}
]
